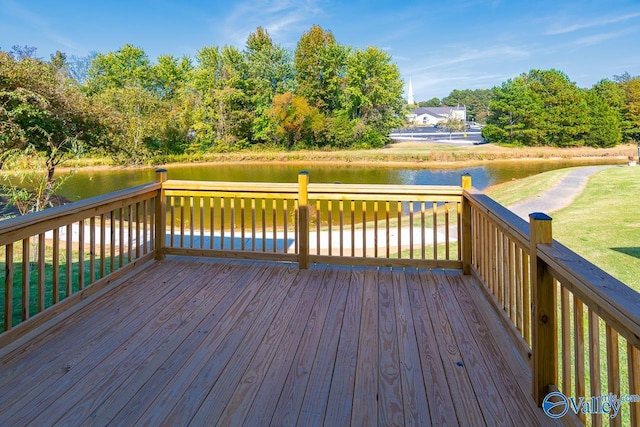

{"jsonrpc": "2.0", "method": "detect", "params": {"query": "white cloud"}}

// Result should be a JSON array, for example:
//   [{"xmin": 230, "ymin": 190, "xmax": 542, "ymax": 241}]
[
  {"xmin": 212, "ymin": 0, "xmax": 325, "ymax": 47},
  {"xmin": 544, "ymin": 12, "xmax": 640, "ymax": 35}
]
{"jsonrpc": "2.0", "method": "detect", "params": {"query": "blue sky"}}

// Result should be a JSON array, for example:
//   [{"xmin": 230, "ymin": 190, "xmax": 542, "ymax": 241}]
[{"xmin": 1, "ymin": 0, "xmax": 639, "ymax": 100}]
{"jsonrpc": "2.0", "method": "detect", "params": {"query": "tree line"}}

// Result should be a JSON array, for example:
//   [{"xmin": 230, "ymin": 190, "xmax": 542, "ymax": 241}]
[
  {"xmin": 2, "ymin": 25, "xmax": 404, "ymax": 169},
  {"xmin": 412, "ymin": 70, "xmax": 640, "ymax": 148}
]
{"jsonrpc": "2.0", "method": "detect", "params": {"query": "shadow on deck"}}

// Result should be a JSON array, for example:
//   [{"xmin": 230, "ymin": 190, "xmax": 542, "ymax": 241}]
[{"xmin": 0, "ymin": 257, "xmax": 555, "ymax": 426}]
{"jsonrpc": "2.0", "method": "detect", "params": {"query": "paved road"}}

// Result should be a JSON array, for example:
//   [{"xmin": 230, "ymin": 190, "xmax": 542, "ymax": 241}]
[{"xmin": 508, "ymin": 165, "xmax": 617, "ymax": 220}]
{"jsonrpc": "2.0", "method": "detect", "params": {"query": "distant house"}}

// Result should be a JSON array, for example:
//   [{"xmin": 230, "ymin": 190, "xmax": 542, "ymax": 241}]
[{"xmin": 407, "ymin": 106, "xmax": 467, "ymax": 126}]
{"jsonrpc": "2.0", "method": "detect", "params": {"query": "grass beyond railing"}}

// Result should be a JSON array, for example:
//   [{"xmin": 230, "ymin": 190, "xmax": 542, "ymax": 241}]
[
  {"xmin": 0, "ymin": 182, "xmax": 159, "ymax": 343},
  {"xmin": 464, "ymin": 190, "xmax": 640, "ymax": 426}
]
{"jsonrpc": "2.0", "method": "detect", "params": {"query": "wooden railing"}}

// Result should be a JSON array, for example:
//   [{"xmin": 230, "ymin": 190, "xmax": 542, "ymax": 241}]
[
  {"xmin": 0, "ymin": 181, "xmax": 160, "ymax": 345},
  {"xmin": 2, "ymin": 169, "xmax": 640, "ymax": 425},
  {"xmin": 158, "ymin": 171, "xmax": 464, "ymax": 270},
  {"xmin": 464, "ymin": 189, "xmax": 640, "ymax": 426}
]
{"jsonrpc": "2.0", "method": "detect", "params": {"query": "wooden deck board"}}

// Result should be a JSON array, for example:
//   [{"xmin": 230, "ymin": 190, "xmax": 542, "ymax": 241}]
[{"xmin": 0, "ymin": 257, "xmax": 557, "ymax": 426}]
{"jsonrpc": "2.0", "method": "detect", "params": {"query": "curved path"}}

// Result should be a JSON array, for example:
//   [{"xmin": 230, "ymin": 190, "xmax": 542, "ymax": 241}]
[{"xmin": 507, "ymin": 165, "xmax": 617, "ymax": 220}]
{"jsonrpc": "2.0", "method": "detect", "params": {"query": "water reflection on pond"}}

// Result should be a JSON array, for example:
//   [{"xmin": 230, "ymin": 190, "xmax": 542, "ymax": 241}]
[{"xmin": 57, "ymin": 159, "xmax": 619, "ymax": 202}]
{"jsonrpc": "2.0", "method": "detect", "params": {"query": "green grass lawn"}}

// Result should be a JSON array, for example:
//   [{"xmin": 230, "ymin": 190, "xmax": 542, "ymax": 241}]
[{"xmin": 487, "ymin": 166, "xmax": 640, "ymax": 291}]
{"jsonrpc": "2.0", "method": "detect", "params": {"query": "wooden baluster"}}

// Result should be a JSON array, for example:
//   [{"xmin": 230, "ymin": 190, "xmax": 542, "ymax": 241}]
[
  {"xmin": 588, "ymin": 308, "xmax": 602, "ymax": 427},
  {"xmin": 573, "ymin": 298, "xmax": 585, "ymax": 424},
  {"xmin": 561, "ymin": 286, "xmax": 571, "ymax": 393},
  {"xmin": 22, "ymin": 238, "xmax": 30, "ymax": 321},
  {"xmin": 420, "ymin": 201, "xmax": 425, "ymax": 260},
  {"xmin": 210, "ymin": 197, "xmax": 215, "ymax": 250},
  {"xmin": 606, "ymin": 325, "xmax": 621, "ymax": 427},
  {"xmin": 397, "ymin": 201, "xmax": 402, "ymax": 259},
  {"xmin": 432, "ymin": 201, "xmax": 437, "ymax": 260},
  {"xmin": 53, "ymin": 228, "xmax": 60, "ymax": 302},
  {"xmin": 67, "ymin": 223, "xmax": 74, "ymax": 292},
  {"xmin": 241, "ymin": 198, "xmax": 245, "ymax": 251},
  {"xmin": 221, "ymin": 197, "xmax": 225, "ymax": 250},
  {"xmin": 251, "ymin": 198, "xmax": 256, "ymax": 252},
  {"xmin": 90, "ymin": 217, "xmax": 96, "ymax": 284},
  {"xmin": 627, "ymin": 343, "xmax": 640, "ymax": 426},
  {"xmin": 409, "ymin": 202, "xmax": 414, "ymax": 260},
  {"xmin": 339, "ymin": 200, "xmax": 344, "ymax": 257},
  {"xmin": 200, "ymin": 197, "xmax": 205, "ymax": 249},
  {"xmin": 38, "ymin": 233, "xmax": 45, "ymax": 311},
  {"xmin": 79, "ymin": 219, "xmax": 85, "ymax": 289},
  {"xmin": 374, "ymin": 201, "xmax": 379, "ymax": 258},
  {"xmin": 350, "ymin": 200, "xmax": 355, "ymax": 257},
  {"xmin": 362, "ymin": 200, "xmax": 367, "ymax": 258},
  {"xmin": 5, "ymin": 243, "xmax": 14, "ymax": 330}
]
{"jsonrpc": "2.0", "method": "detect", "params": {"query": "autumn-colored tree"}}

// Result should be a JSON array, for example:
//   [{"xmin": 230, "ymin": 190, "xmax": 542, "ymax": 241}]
[{"xmin": 267, "ymin": 92, "xmax": 323, "ymax": 148}]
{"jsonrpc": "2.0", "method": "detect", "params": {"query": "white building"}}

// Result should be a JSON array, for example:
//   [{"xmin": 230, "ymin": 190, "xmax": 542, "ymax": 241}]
[{"xmin": 407, "ymin": 106, "xmax": 467, "ymax": 126}]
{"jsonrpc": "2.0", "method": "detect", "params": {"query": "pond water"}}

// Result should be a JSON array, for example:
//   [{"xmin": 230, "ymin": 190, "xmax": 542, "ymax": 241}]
[{"xmin": 56, "ymin": 158, "xmax": 620, "ymax": 202}]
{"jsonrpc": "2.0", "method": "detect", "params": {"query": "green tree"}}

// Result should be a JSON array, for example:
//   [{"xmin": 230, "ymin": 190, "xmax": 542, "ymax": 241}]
[
  {"xmin": 0, "ymin": 52, "xmax": 110, "ymax": 206},
  {"xmin": 85, "ymin": 44, "xmax": 153, "ymax": 94},
  {"xmin": 245, "ymin": 27, "xmax": 295, "ymax": 143},
  {"xmin": 343, "ymin": 46, "xmax": 404, "ymax": 146},
  {"xmin": 295, "ymin": 25, "xmax": 348, "ymax": 114},
  {"xmin": 418, "ymin": 98, "xmax": 442, "ymax": 107},
  {"xmin": 483, "ymin": 77, "xmax": 543, "ymax": 145},
  {"xmin": 620, "ymin": 77, "xmax": 640, "ymax": 142},
  {"xmin": 583, "ymin": 89, "xmax": 622, "ymax": 147},
  {"xmin": 526, "ymin": 69, "xmax": 589, "ymax": 146},
  {"xmin": 442, "ymin": 88, "xmax": 492, "ymax": 123},
  {"xmin": 484, "ymin": 69, "xmax": 590, "ymax": 147}
]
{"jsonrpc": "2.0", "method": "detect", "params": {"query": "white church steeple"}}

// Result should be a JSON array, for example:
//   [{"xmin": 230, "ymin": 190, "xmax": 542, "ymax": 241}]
[{"xmin": 407, "ymin": 77, "xmax": 414, "ymax": 105}]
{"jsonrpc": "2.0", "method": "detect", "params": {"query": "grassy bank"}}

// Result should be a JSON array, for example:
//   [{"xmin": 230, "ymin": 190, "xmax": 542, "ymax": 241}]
[{"xmin": 486, "ymin": 165, "xmax": 640, "ymax": 290}]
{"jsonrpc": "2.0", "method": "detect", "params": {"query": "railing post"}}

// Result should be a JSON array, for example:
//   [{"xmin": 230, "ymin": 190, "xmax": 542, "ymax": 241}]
[
  {"xmin": 155, "ymin": 169, "xmax": 167, "ymax": 260},
  {"xmin": 529, "ymin": 212, "xmax": 556, "ymax": 405},
  {"xmin": 298, "ymin": 171, "xmax": 309, "ymax": 269},
  {"xmin": 461, "ymin": 174, "xmax": 472, "ymax": 274}
]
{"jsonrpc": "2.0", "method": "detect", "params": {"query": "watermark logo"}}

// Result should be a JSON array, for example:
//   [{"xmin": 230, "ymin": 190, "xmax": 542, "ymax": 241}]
[
  {"xmin": 543, "ymin": 391, "xmax": 640, "ymax": 419},
  {"xmin": 542, "ymin": 392, "xmax": 569, "ymax": 419}
]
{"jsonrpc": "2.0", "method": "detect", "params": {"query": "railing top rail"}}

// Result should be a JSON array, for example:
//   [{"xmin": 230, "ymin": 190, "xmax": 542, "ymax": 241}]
[
  {"xmin": 0, "ymin": 182, "xmax": 160, "ymax": 246},
  {"xmin": 539, "ymin": 240, "xmax": 640, "ymax": 348},
  {"xmin": 464, "ymin": 190, "xmax": 530, "ymax": 248},
  {"xmin": 162, "ymin": 180, "xmax": 298, "ymax": 194},
  {"xmin": 308, "ymin": 183, "xmax": 463, "ymax": 197}
]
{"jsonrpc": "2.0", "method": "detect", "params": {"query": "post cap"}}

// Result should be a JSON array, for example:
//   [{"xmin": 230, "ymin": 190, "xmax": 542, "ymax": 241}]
[{"xmin": 529, "ymin": 212, "xmax": 552, "ymax": 221}]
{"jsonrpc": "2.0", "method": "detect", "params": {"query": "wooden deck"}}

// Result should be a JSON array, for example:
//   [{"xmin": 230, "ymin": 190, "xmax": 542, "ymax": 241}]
[{"xmin": 0, "ymin": 257, "xmax": 557, "ymax": 426}]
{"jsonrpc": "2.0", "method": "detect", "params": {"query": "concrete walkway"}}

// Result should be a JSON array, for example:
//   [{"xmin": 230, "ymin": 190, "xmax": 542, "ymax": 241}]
[{"xmin": 508, "ymin": 165, "xmax": 616, "ymax": 221}]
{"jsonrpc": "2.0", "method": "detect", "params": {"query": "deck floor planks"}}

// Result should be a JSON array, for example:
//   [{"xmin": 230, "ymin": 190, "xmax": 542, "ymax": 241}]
[
  {"xmin": 240, "ymin": 265, "xmax": 329, "ymax": 426},
  {"xmin": 377, "ymin": 267, "xmax": 405, "ymax": 426},
  {"xmin": 37, "ymin": 259, "xmax": 232, "ymax": 425},
  {"xmin": 404, "ymin": 268, "xmax": 457, "ymax": 425},
  {"xmin": 0, "ymin": 256, "xmax": 189, "ymax": 385},
  {"xmin": 350, "ymin": 267, "xmax": 379, "ymax": 426},
  {"xmin": 295, "ymin": 265, "xmax": 352, "ymax": 426},
  {"xmin": 417, "ymin": 268, "xmax": 487, "ymax": 426},
  {"xmin": 77, "ymin": 258, "xmax": 251, "ymax": 425},
  {"xmin": 0, "ymin": 258, "xmax": 206, "ymax": 423},
  {"xmin": 0, "ymin": 257, "xmax": 554, "ymax": 426},
  {"xmin": 105, "ymin": 258, "xmax": 273, "ymax": 425},
  {"xmin": 135, "ymin": 262, "xmax": 297, "ymax": 426},
  {"xmin": 445, "ymin": 273, "xmax": 554, "ymax": 426},
  {"xmin": 428, "ymin": 271, "xmax": 512, "ymax": 425},
  {"xmin": 269, "ymin": 265, "xmax": 341, "ymax": 426},
  {"xmin": 203, "ymin": 264, "xmax": 322, "ymax": 425},
  {"xmin": 323, "ymin": 265, "xmax": 364, "ymax": 426},
  {"xmin": 393, "ymin": 268, "xmax": 432, "ymax": 426}
]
